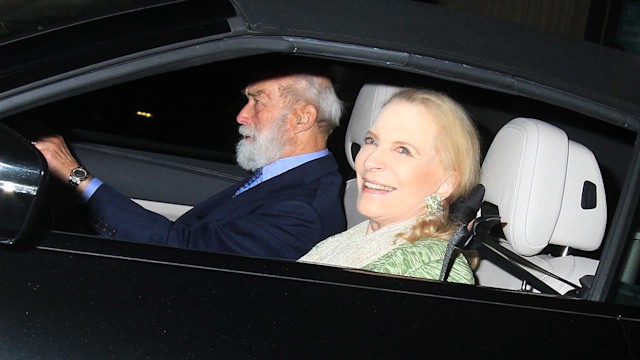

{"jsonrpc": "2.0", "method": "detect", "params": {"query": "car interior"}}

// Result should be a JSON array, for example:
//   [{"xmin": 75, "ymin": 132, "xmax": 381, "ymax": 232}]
[
  {"xmin": 1, "ymin": 54, "xmax": 635, "ymax": 297},
  {"xmin": 476, "ymin": 117, "xmax": 606, "ymax": 294},
  {"xmin": 342, "ymin": 83, "xmax": 607, "ymax": 295}
]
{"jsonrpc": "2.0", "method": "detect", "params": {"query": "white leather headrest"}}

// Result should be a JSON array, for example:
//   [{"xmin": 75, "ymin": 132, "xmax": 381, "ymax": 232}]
[
  {"xmin": 481, "ymin": 118, "xmax": 606, "ymax": 256},
  {"xmin": 550, "ymin": 140, "xmax": 606, "ymax": 250},
  {"xmin": 345, "ymin": 84, "xmax": 403, "ymax": 170}
]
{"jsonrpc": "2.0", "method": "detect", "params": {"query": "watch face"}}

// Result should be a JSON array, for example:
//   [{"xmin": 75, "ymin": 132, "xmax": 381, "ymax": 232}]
[{"xmin": 72, "ymin": 168, "xmax": 87, "ymax": 178}]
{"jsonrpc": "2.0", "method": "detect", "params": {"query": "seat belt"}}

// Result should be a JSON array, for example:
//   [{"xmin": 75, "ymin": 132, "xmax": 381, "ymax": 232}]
[
  {"xmin": 476, "ymin": 235, "xmax": 582, "ymax": 292},
  {"xmin": 440, "ymin": 193, "xmax": 583, "ymax": 296},
  {"xmin": 472, "ymin": 236, "xmax": 560, "ymax": 295},
  {"xmin": 439, "ymin": 224, "xmax": 474, "ymax": 282},
  {"xmin": 439, "ymin": 214, "xmax": 583, "ymax": 296},
  {"xmin": 439, "ymin": 184, "xmax": 485, "ymax": 282}
]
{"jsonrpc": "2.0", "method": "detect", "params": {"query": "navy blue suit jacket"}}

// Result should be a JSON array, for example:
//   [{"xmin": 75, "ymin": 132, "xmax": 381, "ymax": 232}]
[{"xmin": 86, "ymin": 154, "xmax": 346, "ymax": 259}]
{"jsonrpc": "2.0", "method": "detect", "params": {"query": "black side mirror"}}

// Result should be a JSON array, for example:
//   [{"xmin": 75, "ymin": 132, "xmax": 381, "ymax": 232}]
[{"xmin": 0, "ymin": 123, "xmax": 48, "ymax": 245}]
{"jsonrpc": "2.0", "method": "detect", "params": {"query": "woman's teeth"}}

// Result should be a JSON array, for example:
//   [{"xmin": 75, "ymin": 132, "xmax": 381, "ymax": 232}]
[{"xmin": 364, "ymin": 181, "xmax": 395, "ymax": 191}]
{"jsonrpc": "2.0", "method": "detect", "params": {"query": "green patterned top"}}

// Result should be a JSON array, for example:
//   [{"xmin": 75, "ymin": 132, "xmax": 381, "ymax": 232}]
[
  {"xmin": 300, "ymin": 218, "xmax": 475, "ymax": 285},
  {"xmin": 362, "ymin": 238, "xmax": 475, "ymax": 284}
]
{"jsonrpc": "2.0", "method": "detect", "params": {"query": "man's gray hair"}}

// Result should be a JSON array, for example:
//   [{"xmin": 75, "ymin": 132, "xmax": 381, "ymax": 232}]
[{"xmin": 281, "ymin": 74, "xmax": 344, "ymax": 138}]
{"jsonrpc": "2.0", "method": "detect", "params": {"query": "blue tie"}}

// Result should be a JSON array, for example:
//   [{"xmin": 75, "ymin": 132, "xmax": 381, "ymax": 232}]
[{"xmin": 233, "ymin": 169, "xmax": 263, "ymax": 197}]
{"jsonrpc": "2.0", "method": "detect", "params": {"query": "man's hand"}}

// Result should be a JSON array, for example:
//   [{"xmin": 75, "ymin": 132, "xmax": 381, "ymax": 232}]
[{"xmin": 33, "ymin": 135, "xmax": 92, "ymax": 192}]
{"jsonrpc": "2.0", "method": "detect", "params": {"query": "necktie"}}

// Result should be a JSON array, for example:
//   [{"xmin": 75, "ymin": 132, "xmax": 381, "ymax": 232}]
[{"xmin": 233, "ymin": 169, "xmax": 263, "ymax": 197}]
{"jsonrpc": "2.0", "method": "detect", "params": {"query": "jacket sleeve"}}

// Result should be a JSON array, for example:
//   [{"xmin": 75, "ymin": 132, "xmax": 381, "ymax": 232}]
[
  {"xmin": 86, "ymin": 184, "xmax": 174, "ymax": 244},
  {"xmin": 86, "ymin": 183, "xmax": 325, "ymax": 260}
]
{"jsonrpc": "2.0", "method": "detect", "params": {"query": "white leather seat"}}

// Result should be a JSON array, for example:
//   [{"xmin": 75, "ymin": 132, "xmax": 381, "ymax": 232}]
[
  {"xmin": 343, "ymin": 83, "xmax": 403, "ymax": 228},
  {"xmin": 475, "ymin": 117, "xmax": 607, "ymax": 294}
]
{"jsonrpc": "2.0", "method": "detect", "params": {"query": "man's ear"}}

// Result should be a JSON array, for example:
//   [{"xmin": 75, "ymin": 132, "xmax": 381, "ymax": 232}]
[
  {"xmin": 294, "ymin": 103, "xmax": 318, "ymax": 131},
  {"xmin": 435, "ymin": 171, "xmax": 460, "ymax": 201}
]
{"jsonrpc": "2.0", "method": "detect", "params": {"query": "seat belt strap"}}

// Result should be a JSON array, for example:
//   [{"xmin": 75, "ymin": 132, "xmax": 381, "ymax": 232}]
[
  {"xmin": 473, "ymin": 237, "xmax": 561, "ymax": 295},
  {"xmin": 478, "ymin": 236, "xmax": 582, "ymax": 291}
]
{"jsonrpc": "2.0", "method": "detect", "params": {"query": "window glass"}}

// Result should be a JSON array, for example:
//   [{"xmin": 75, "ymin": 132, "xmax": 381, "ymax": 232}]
[{"xmin": 7, "ymin": 60, "xmax": 255, "ymax": 163}]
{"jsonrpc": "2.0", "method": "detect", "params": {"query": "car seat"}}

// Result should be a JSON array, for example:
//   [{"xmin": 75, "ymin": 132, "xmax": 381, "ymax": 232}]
[
  {"xmin": 474, "ymin": 117, "xmax": 607, "ymax": 295},
  {"xmin": 343, "ymin": 83, "xmax": 403, "ymax": 228}
]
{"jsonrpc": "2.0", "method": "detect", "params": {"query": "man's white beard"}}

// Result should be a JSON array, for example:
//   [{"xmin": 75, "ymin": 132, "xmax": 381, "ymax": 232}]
[{"xmin": 235, "ymin": 112, "xmax": 288, "ymax": 171}]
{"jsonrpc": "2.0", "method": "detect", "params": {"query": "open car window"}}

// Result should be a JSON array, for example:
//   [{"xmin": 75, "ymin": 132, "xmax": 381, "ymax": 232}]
[{"xmin": 1, "ymin": 53, "xmax": 637, "ymax": 306}]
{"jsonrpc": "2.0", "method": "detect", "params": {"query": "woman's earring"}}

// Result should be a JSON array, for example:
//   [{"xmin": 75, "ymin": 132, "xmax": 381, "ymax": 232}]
[{"xmin": 425, "ymin": 194, "xmax": 443, "ymax": 215}]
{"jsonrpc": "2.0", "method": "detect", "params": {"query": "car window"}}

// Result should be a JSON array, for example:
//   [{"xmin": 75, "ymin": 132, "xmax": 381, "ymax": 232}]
[
  {"xmin": 1, "ymin": 53, "xmax": 637, "ymax": 303},
  {"xmin": 6, "ymin": 61, "xmax": 254, "ymax": 163}
]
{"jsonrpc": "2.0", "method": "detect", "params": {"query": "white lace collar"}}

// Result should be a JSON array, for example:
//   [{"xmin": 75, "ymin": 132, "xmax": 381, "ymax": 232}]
[{"xmin": 299, "ymin": 217, "xmax": 419, "ymax": 268}]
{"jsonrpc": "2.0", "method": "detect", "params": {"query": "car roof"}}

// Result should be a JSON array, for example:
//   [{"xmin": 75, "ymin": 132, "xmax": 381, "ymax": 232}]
[
  {"xmin": 233, "ymin": 0, "xmax": 640, "ymax": 125},
  {"xmin": 1, "ymin": 0, "xmax": 638, "ymax": 127},
  {"xmin": 0, "ymin": 0, "xmax": 178, "ymax": 44}
]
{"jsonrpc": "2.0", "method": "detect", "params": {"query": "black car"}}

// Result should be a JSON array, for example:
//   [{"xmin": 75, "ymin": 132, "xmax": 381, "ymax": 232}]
[{"xmin": 1, "ymin": 0, "xmax": 639, "ymax": 358}]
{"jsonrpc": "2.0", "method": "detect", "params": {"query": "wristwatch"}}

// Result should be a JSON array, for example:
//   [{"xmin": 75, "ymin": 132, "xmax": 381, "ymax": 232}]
[{"xmin": 68, "ymin": 166, "xmax": 89, "ymax": 187}]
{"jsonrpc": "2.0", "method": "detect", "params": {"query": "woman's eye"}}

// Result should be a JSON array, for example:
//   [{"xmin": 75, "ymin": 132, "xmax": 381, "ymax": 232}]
[
  {"xmin": 363, "ymin": 136, "xmax": 377, "ymax": 145},
  {"xmin": 398, "ymin": 146, "xmax": 411, "ymax": 155}
]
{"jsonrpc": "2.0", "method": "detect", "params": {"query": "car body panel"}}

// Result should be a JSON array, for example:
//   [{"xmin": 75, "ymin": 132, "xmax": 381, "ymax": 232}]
[{"xmin": 0, "ymin": 232, "xmax": 637, "ymax": 358}]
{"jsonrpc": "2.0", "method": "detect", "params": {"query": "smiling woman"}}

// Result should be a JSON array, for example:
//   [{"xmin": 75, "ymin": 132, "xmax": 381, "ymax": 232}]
[{"xmin": 299, "ymin": 88, "xmax": 481, "ymax": 284}]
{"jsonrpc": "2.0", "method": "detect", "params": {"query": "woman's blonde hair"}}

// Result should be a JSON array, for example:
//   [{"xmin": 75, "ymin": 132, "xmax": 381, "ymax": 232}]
[{"xmin": 387, "ymin": 88, "xmax": 481, "ymax": 242}]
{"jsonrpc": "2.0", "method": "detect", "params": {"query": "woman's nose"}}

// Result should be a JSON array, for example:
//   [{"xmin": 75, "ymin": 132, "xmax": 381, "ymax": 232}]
[{"xmin": 361, "ymin": 147, "xmax": 386, "ymax": 171}]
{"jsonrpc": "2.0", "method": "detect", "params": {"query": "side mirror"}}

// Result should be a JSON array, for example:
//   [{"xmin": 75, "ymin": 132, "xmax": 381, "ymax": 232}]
[{"xmin": 0, "ymin": 123, "xmax": 48, "ymax": 245}]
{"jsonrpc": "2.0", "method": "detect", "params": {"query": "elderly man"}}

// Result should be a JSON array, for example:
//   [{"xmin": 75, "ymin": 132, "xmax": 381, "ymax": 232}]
[{"xmin": 35, "ymin": 70, "xmax": 346, "ymax": 259}]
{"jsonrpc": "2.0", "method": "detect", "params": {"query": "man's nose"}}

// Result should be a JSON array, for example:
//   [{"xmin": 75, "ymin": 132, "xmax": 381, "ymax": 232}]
[{"xmin": 236, "ymin": 103, "xmax": 252, "ymax": 125}]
